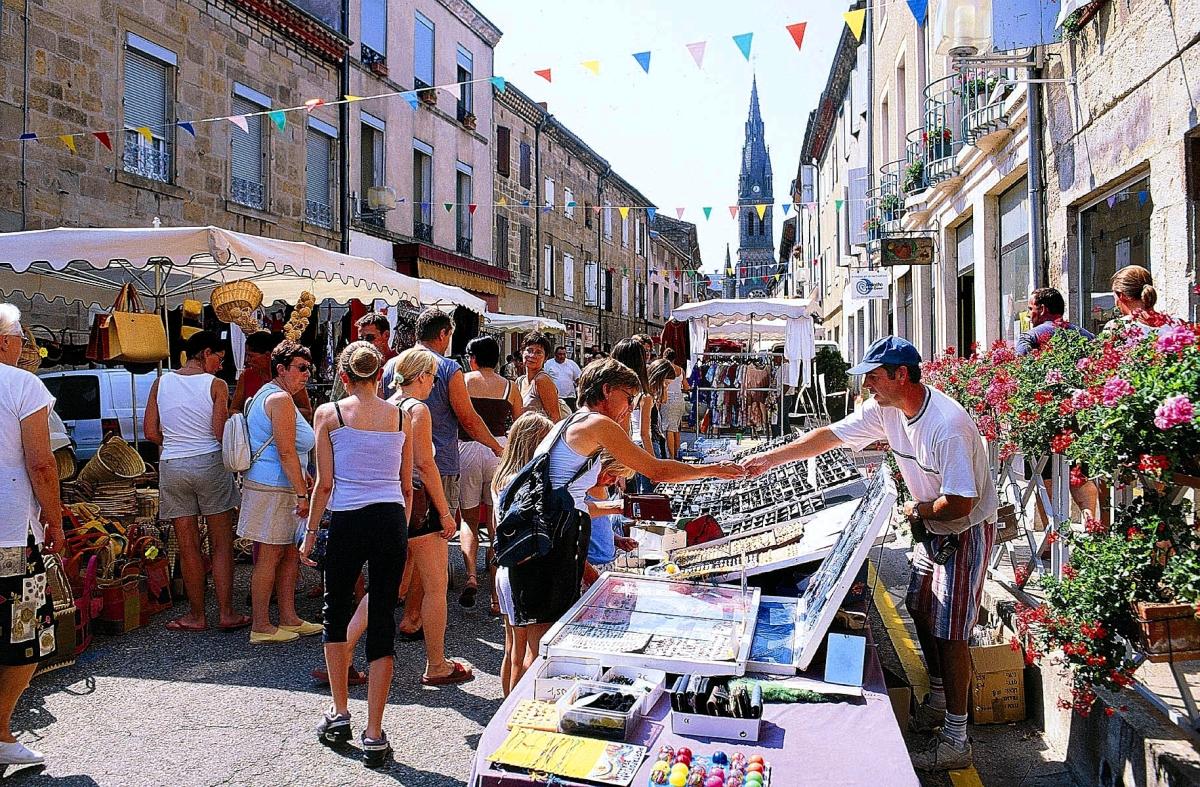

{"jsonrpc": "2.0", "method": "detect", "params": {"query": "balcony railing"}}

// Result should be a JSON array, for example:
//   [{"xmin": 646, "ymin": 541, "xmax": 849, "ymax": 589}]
[
  {"xmin": 305, "ymin": 199, "xmax": 333, "ymax": 228},
  {"xmin": 231, "ymin": 176, "xmax": 265, "ymax": 210},
  {"xmin": 122, "ymin": 134, "xmax": 171, "ymax": 183},
  {"xmin": 456, "ymin": 236, "xmax": 472, "ymax": 256},
  {"xmin": 902, "ymin": 128, "xmax": 928, "ymax": 196},
  {"xmin": 957, "ymin": 67, "xmax": 1013, "ymax": 146},
  {"xmin": 413, "ymin": 221, "xmax": 433, "ymax": 242}
]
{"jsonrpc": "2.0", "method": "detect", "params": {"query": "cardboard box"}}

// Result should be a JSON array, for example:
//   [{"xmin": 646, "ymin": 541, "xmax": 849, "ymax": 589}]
[
  {"xmin": 630, "ymin": 524, "xmax": 687, "ymax": 561},
  {"xmin": 970, "ymin": 640, "xmax": 1026, "ymax": 724},
  {"xmin": 882, "ymin": 665, "xmax": 911, "ymax": 731}
]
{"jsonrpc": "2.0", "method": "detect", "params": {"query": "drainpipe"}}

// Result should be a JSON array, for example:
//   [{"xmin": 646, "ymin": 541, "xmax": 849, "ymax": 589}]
[
  {"xmin": 337, "ymin": 0, "xmax": 350, "ymax": 254},
  {"xmin": 534, "ymin": 112, "xmax": 549, "ymax": 317},
  {"xmin": 1027, "ymin": 49, "xmax": 1046, "ymax": 290},
  {"xmin": 20, "ymin": 0, "xmax": 29, "ymax": 229},
  {"xmin": 597, "ymin": 166, "xmax": 610, "ymax": 349}
]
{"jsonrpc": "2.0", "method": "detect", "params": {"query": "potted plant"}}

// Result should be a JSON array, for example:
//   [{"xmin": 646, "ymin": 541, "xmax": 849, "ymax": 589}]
[
  {"xmin": 862, "ymin": 216, "xmax": 881, "ymax": 241},
  {"xmin": 902, "ymin": 159, "xmax": 926, "ymax": 194},
  {"xmin": 923, "ymin": 125, "xmax": 954, "ymax": 160},
  {"xmin": 461, "ymin": 112, "xmax": 478, "ymax": 131},
  {"xmin": 879, "ymin": 193, "xmax": 902, "ymax": 222},
  {"xmin": 419, "ymin": 88, "xmax": 438, "ymax": 108}
]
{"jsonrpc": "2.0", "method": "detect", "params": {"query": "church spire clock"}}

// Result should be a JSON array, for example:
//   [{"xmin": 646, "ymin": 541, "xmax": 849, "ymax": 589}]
[{"xmin": 736, "ymin": 76, "xmax": 775, "ymax": 299}]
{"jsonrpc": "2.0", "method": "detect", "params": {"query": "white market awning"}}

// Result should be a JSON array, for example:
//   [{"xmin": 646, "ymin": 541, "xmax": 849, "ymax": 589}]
[
  {"xmin": 484, "ymin": 312, "xmax": 567, "ymax": 334},
  {"xmin": 672, "ymin": 297, "xmax": 820, "ymax": 326},
  {"xmin": 0, "ymin": 225, "xmax": 485, "ymax": 314}
]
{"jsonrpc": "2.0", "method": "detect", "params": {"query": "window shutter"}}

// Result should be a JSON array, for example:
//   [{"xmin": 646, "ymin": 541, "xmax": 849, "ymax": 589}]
[
  {"xmin": 306, "ymin": 130, "xmax": 330, "ymax": 206},
  {"xmin": 563, "ymin": 253, "xmax": 574, "ymax": 301},
  {"xmin": 496, "ymin": 215, "xmax": 509, "ymax": 267},
  {"xmin": 124, "ymin": 50, "xmax": 168, "ymax": 131},
  {"xmin": 230, "ymin": 95, "xmax": 263, "ymax": 188},
  {"xmin": 497, "ymin": 126, "xmax": 511, "ymax": 176},
  {"xmin": 519, "ymin": 143, "xmax": 531, "ymax": 187}
]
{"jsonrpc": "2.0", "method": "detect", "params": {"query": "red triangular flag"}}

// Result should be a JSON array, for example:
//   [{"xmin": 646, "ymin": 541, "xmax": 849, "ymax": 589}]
[
  {"xmin": 468, "ymin": 204, "xmax": 478, "ymax": 214},
  {"xmin": 786, "ymin": 22, "xmax": 807, "ymax": 52},
  {"xmin": 535, "ymin": 68, "xmax": 552, "ymax": 83},
  {"xmin": 93, "ymin": 131, "xmax": 112, "ymax": 151},
  {"xmin": 728, "ymin": 205, "xmax": 740, "ymax": 219}
]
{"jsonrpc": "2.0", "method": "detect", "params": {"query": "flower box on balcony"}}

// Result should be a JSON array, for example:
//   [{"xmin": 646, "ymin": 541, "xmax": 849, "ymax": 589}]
[
  {"xmin": 419, "ymin": 89, "xmax": 438, "ymax": 108},
  {"xmin": 461, "ymin": 112, "xmax": 477, "ymax": 131},
  {"xmin": 369, "ymin": 60, "xmax": 388, "ymax": 78}
]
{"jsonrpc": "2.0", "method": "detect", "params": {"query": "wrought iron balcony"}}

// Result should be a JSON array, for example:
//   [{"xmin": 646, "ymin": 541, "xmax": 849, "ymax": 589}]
[
  {"xmin": 456, "ymin": 236, "xmax": 472, "ymax": 256},
  {"xmin": 877, "ymin": 158, "xmax": 907, "ymax": 232},
  {"xmin": 919, "ymin": 68, "xmax": 1015, "ymax": 187},
  {"xmin": 305, "ymin": 199, "xmax": 333, "ymax": 228},
  {"xmin": 231, "ymin": 176, "xmax": 265, "ymax": 210},
  {"xmin": 902, "ymin": 129, "xmax": 928, "ymax": 196},
  {"xmin": 413, "ymin": 221, "xmax": 433, "ymax": 242},
  {"xmin": 122, "ymin": 134, "xmax": 171, "ymax": 183}
]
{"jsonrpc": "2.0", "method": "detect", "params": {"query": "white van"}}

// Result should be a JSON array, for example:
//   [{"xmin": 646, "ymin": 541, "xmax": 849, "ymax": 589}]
[{"xmin": 38, "ymin": 369, "xmax": 158, "ymax": 461}]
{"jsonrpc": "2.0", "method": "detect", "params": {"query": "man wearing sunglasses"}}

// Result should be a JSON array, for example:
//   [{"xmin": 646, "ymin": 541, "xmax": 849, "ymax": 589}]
[{"xmin": 330, "ymin": 312, "xmax": 395, "ymax": 401}]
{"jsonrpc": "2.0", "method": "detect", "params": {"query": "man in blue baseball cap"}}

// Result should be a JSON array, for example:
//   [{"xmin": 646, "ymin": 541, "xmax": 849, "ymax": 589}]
[{"xmin": 744, "ymin": 335, "xmax": 997, "ymax": 772}]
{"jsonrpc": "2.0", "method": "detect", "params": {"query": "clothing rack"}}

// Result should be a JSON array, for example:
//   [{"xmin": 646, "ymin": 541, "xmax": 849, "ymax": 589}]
[{"xmin": 691, "ymin": 350, "xmax": 785, "ymax": 438}]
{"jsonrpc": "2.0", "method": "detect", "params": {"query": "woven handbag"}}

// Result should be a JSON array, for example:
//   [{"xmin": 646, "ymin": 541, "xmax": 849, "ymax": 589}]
[{"xmin": 34, "ymin": 553, "xmax": 79, "ymax": 677}]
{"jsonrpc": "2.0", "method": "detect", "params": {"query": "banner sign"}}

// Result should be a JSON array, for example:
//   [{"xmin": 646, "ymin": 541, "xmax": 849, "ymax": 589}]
[{"xmin": 850, "ymin": 271, "xmax": 890, "ymax": 300}]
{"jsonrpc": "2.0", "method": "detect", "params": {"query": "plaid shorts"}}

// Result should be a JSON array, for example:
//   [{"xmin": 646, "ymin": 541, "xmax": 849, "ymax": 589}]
[
  {"xmin": 906, "ymin": 521, "xmax": 996, "ymax": 641},
  {"xmin": 0, "ymin": 530, "xmax": 56, "ymax": 666}
]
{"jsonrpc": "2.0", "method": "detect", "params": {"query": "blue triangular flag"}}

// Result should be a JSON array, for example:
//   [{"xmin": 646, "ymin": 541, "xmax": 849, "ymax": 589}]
[
  {"xmin": 521, "ymin": 199, "xmax": 530, "ymax": 207},
  {"xmin": 733, "ymin": 33, "xmax": 753, "ymax": 61},
  {"xmin": 906, "ymin": 0, "xmax": 928, "ymax": 24},
  {"xmin": 490, "ymin": 76, "xmax": 506, "ymax": 93},
  {"xmin": 177, "ymin": 121, "xmax": 196, "ymax": 137},
  {"xmin": 647, "ymin": 207, "xmax": 657, "ymax": 223},
  {"xmin": 542, "ymin": 204, "xmax": 552, "ymax": 213},
  {"xmin": 782, "ymin": 203, "xmax": 791, "ymax": 215},
  {"xmin": 633, "ymin": 51, "xmax": 651, "ymax": 73},
  {"xmin": 18, "ymin": 132, "xmax": 36, "ymax": 141},
  {"xmin": 1138, "ymin": 191, "xmax": 1149, "ymax": 206},
  {"xmin": 401, "ymin": 91, "xmax": 419, "ymax": 110},
  {"xmin": 1107, "ymin": 195, "xmax": 1118, "ymax": 208}
]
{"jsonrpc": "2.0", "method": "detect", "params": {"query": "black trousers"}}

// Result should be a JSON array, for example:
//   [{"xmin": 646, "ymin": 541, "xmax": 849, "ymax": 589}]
[{"xmin": 322, "ymin": 502, "xmax": 407, "ymax": 662}]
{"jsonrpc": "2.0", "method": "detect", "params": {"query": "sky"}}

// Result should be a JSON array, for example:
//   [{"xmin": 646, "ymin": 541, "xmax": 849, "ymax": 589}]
[{"xmin": 472, "ymin": 0, "xmax": 850, "ymax": 279}]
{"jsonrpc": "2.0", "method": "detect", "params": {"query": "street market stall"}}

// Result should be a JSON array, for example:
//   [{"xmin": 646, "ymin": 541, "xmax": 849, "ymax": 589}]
[{"xmin": 484, "ymin": 312, "xmax": 567, "ymax": 335}]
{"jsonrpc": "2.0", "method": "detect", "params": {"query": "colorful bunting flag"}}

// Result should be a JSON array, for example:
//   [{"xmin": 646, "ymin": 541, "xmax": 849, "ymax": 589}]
[
  {"xmin": 755, "ymin": 204, "xmax": 767, "ymax": 220},
  {"xmin": 490, "ymin": 76, "xmax": 507, "ymax": 93},
  {"xmin": 618, "ymin": 206, "xmax": 630, "ymax": 219},
  {"xmin": 844, "ymin": 10, "xmax": 866, "ymax": 41},
  {"xmin": 228, "ymin": 115, "xmax": 249, "ymax": 134},
  {"xmin": 728, "ymin": 205, "xmax": 740, "ymax": 219},
  {"xmin": 178, "ymin": 121, "xmax": 196, "ymax": 137},
  {"xmin": 835, "ymin": 199, "xmax": 844, "ymax": 211},
  {"xmin": 581, "ymin": 60, "xmax": 600, "ymax": 76},
  {"xmin": 1138, "ymin": 191, "xmax": 1149, "ymax": 206},
  {"xmin": 304, "ymin": 98, "xmax": 325, "ymax": 112},
  {"xmin": 535, "ymin": 68, "xmax": 552, "ymax": 83},
  {"xmin": 907, "ymin": 0, "xmax": 929, "ymax": 24},
  {"xmin": 1107, "ymin": 195, "xmax": 1118, "ymax": 208},
  {"xmin": 93, "ymin": 131, "xmax": 112, "ymax": 150},
  {"xmin": 521, "ymin": 199, "xmax": 530, "ymax": 207},
  {"xmin": 420, "ymin": 202, "xmax": 430, "ymax": 213},
  {"xmin": 732, "ymin": 33, "xmax": 753, "ymax": 61},
  {"xmin": 59, "ymin": 135, "xmax": 76, "ymax": 153},
  {"xmin": 782, "ymin": 203, "xmax": 791, "ymax": 215},
  {"xmin": 18, "ymin": 132, "xmax": 36, "ymax": 141},
  {"xmin": 647, "ymin": 207, "xmax": 657, "ymax": 223},
  {"xmin": 703, "ymin": 207, "xmax": 712, "ymax": 220},
  {"xmin": 498, "ymin": 196, "xmax": 508, "ymax": 206},
  {"xmin": 401, "ymin": 91, "xmax": 419, "ymax": 110},
  {"xmin": 344, "ymin": 94, "xmax": 365, "ymax": 102},
  {"xmin": 268, "ymin": 110, "xmax": 286, "ymax": 131},
  {"xmin": 542, "ymin": 204, "xmax": 552, "ymax": 213},
  {"xmin": 676, "ymin": 207, "xmax": 686, "ymax": 219},
  {"xmin": 444, "ymin": 202, "xmax": 454, "ymax": 212},
  {"xmin": 136, "ymin": 126, "xmax": 153, "ymax": 143},
  {"xmin": 786, "ymin": 22, "xmax": 807, "ymax": 52},
  {"xmin": 633, "ymin": 51, "xmax": 651, "ymax": 73},
  {"xmin": 468, "ymin": 204, "xmax": 478, "ymax": 214},
  {"xmin": 686, "ymin": 41, "xmax": 707, "ymax": 69}
]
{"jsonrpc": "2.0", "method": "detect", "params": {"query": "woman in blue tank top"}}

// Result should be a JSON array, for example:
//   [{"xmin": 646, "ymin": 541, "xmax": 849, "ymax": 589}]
[{"xmin": 301, "ymin": 342, "xmax": 410, "ymax": 768}]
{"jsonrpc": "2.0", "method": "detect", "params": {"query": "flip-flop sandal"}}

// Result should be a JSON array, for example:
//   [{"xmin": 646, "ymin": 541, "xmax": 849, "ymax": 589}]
[
  {"xmin": 397, "ymin": 627, "xmax": 424, "ymax": 642},
  {"xmin": 421, "ymin": 661, "xmax": 474, "ymax": 686},
  {"xmin": 311, "ymin": 667, "xmax": 369, "ymax": 686},
  {"xmin": 458, "ymin": 580, "xmax": 478, "ymax": 608},
  {"xmin": 166, "ymin": 618, "xmax": 207, "ymax": 632},
  {"xmin": 217, "ymin": 616, "xmax": 252, "ymax": 632},
  {"xmin": 489, "ymin": 599, "xmax": 501, "ymax": 617}
]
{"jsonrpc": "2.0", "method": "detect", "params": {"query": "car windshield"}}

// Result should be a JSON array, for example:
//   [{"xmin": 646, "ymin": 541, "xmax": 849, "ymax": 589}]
[{"xmin": 41, "ymin": 375, "xmax": 101, "ymax": 421}]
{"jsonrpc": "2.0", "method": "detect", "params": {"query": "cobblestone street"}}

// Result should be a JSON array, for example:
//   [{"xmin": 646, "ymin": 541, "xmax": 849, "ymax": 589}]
[{"xmin": 8, "ymin": 559, "xmax": 504, "ymax": 786}]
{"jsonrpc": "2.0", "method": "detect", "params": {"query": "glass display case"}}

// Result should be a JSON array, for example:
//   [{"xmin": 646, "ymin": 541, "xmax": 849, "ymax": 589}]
[{"xmin": 540, "ymin": 574, "xmax": 761, "ymax": 676}]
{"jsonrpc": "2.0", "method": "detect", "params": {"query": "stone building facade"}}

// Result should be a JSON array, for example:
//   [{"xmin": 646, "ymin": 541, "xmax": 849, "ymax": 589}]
[{"xmin": 492, "ymin": 81, "xmax": 656, "ymax": 355}]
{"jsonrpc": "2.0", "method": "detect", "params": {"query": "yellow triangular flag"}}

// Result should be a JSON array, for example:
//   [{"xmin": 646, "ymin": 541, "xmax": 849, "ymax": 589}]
[
  {"xmin": 581, "ymin": 60, "xmax": 601, "ymax": 76},
  {"xmin": 136, "ymin": 126, "xmax": 153, "ymax": 143},
  {"xmin": 59, "ymin": 135, "xmax": 76, "ymax": 153},
  {"xmin": 755, "ymin": 204, "xmax": 768, "ymax": 220},
  {"xmin": 498, "ymin": 196, "xmax": 507, "ymax": 206},
  {"xmin": 618, "ymin": 206, "xmax": 630, "ymax": 219},
  {"xmin": 843, "ymin": 9, "xmax": 866, "ymax": 41},
  {"xmin": 344, "ymin": 94, "xmax": 365, "ymax": 102}
]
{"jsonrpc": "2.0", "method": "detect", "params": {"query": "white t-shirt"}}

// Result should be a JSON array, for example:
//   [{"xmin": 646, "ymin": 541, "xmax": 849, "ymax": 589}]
[
  {"xmin": 830, "ymin": 386, "xmax": 997, "ymax": 535},
  {"xmin": 0, "ymin": 365, "xmax": 55, "ymax": 547},
  {"xmin": 545, "ymin": 358, "xmax": 582, "ymax": 399}
]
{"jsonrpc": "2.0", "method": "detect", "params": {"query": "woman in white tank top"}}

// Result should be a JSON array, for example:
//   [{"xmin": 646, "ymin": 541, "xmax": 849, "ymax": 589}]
[{"xmin": 144, "ymin": 331, "xmax": 245, "ymax": 633}]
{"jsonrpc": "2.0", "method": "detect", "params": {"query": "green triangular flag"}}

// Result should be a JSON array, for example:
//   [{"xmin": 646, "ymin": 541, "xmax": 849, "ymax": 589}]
[
  {"xmin": 702, "ymin": 207, "xmax": 712, "ymax": 220},
  {"xmin": 835, "ymin": 199, "xmax": 844, "ymax": 211},
  {"xmin": 444, "ymin": 202, "xmax": 454, "ymax": 212},
  {"xmin": 268, "ymin": 110, "xmax": 286, "ymax": 131}
]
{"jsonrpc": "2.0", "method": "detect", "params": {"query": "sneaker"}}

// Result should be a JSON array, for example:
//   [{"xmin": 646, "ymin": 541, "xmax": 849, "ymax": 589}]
[
  {"xmin": 317, "ymin": 708, "xmax": 351, "ymax": 746},
  {"xmin": 911, "ymin": 733, "xmax": 972, "ymax": 771},
  {"xmin": 0, "ymin": 741, "xmax": 45, "ymax": 766},
  {"xmin": 278, "ymin": 620, "xmax": 323, "ymax": 637},
  {"xmin": 908, "ymin": 699, "xmax": 946, "ymax": 734},
  {"xmin": 361, "ymin": 731, "xmax": 392, "ymax": 769},
  {"xmin": 249, "ymin": 628, "xmax": 300, "ymax": 644}
]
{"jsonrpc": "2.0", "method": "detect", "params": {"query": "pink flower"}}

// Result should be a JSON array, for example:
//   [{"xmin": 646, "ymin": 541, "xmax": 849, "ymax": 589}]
[
  {"xmin": 1156, "ymin": 324, "xmax": 1197, "ymax": 355},
  {"xmin": 1154, "ymin": 395, "xmax": 1196, "ymax": 430},
  {"xmin": 1071, "ymin": 389, "xmax": 1094, "ymax": 411},
  {"xmin": 1076, "ymin": 358, "xmax": 1091, "ymax": 372},
  {"xmin": 1045, "ymin": 369, "xmax": 1064, "ymax": 386},
  {"xmin": 1101, "ymin": 378, "xmax": 1134, "ymax": 407}
]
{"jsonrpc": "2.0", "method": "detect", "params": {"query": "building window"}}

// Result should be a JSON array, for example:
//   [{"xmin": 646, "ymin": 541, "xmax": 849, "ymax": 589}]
[
  {"xmin": 564, "ymin": 187, "xmax": 574, "ymax": 218},
  {"xmin": 519, "ymin": 223, "xmax": 532, "ymax": 283},
  {"xmin": 604, "ymin": 202, "xmax": 613, "ymax": 240},
  {"xmin": 456, "ymin": 46, "xmax": 474, "ymax": 120},
  {"xmin": 412, "ymin": 139, "xmax": 432, "ymax": 240},
  {"xmin": 456, "ymin": 163, "xmax": 472, "ymax": 255},
  {"xmin": 635, "ymin": 218, "xmax": 643, "ymax": 255},
  {"xmin": 495, "ymin": 214, "xmax": 509, "ymax": 270},
  {"xmin": 622, "ymin": 275, "xmax": 629, "ymax": 313},
  {"xmin": 543, "ymin": 245, "xmax": 554, "ymax": 295},
  {"xmin": 998, "ymin": 178, "xmax": 1030, "ymax": 343},
  {"xmin": 414, "ymin": 11, "xmax": 434, "ymax": 90},
  {"xmin": 584, "ymin": 259, "xmax": 598, "ymax": 305},
  {"xmin": 122, "ymin": 34, "xmax": 175, "ymax": 184},
  {"xmin": 356, "ymin": 112, "xmax": 385, "ymax": 226},
  {"xmin": 897, "ymin": 273, "xmax": 913, "ymax": 340},
  {"xmin": 652, "ymin": 282, "xmax": 660, "ymax": 318},
  {"xmin": 519, "ymin": 142, "xmax": 532, "ymax": 188},
  {"xmin": 621, "ymin": 213, "xmax": 629, "ymax": 248},
  {"xmin": 305, "ymin": 118, "xmax": 337, "ymax": 229},
  {"xmin": 604, "ymin": 269, "xmax": 614, "ymax": 311},
  {"xmin": 230, "ymin": 84, "xmax": 270, "ymax": 210},
  {"xmin": 636, "ymin": 282, "xmax": 645, "ymax": 318},
  {"xmin": 563, "ymin": 253, "xmax": 575, "ymax": 301},
  {"xmin": 361, "ymin": 0, "xmax": 386, "ymax": 60},
  {"xmin": 545, "ymin": 177, "xmax": 555, "ymax": 210},
  {"xmin": 955, "ymin": 217, "xmax": 975, "ymax": 356},
  {"xmin": 1079, "ymin": 175, "xmax": 1152, "ymax": 335},
  {"xmin": 496, "ymin": 126, "xmax": 511, "ymax": 177},
  {"xmin": 585, "ymin": 202, "xmax": 593, "ymax": 228}
]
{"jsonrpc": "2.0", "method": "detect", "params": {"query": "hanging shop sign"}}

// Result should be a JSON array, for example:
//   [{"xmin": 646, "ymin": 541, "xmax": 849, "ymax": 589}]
[
  {"xmin": 880, "ymin": 237, "xmax": 935, "ymax": 266},
  {"xmin": 849, "ymin": 271, "xmax": 890, "ymax": 300}
]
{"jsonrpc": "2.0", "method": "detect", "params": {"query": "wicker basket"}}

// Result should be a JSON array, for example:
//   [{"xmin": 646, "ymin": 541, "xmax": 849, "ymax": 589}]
[
  {"xmin": 54, "ymin": 447, "xmax": 77, "ymax": 481},
  {"xmin": 77, "ymin": 435, "xmax": 147, "ymax": 487},
  {"xmin": 16, "ymin": 327, "xmax": 42, "ymax": 373},
  {"xmin": 211, "ymin": 281, "xmax": 264, "ymax": 324}
]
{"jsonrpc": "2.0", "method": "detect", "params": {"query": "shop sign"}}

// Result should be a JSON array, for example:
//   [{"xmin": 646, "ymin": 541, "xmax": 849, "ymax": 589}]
[
  {"xmin": 880, "ymin": 237, "xmax": 935, "ymax": 266},
  {"xmin": 850, "ymin": 271, "xmax": 890, "ymax": 300}
]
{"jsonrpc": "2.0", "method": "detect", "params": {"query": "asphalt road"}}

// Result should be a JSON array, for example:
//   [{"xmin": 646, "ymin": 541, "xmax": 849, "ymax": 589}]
[{"xmin": 9, "ymin": 557, "xmax": 505, "ymax": 786}]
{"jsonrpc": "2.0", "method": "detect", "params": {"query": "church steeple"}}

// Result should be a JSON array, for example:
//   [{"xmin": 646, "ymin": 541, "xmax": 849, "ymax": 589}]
[
  {"xmin": 736, "ymin": 77, "xmax": 775, "ymax": 298},
  {"xmin": 723, "ymin": 244, "xmax": 735, "ymax": 298}
]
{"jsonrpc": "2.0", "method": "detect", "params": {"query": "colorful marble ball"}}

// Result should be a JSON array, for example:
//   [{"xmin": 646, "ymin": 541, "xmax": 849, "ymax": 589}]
[
  {"xmin": 711, "ymin": 751, "xmax": 729, "ymax": 766},
  {"xmin": 670, "ymin": 773, "xmax": 687, "ymax": 787},
  {"xmin": 748, "ymin": 755, "xmax": 764, "ymax": 766},
  {"xmin": 659, "ymin": 746, "xmax": 675, "ymax": 760},
  {"xmin": 724, "ymin": 779, "xmax": 742, "ymax": 787},
  {"xmin": 705, "ymin": 777, "xmax": 724, "ymax": 787},
  {"xmin": 653, "ymin": 749, "xmax": 765, "ymax": 787}
]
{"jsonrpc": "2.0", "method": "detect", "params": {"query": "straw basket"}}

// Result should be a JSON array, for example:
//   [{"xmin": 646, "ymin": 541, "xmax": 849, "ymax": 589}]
[
  {"xmin": 78, "ymin": 435, "xmax": 147, "ymax": 487},
  {"xmin": 211, "ymin": 281, "xmax": 264, "ymax": 324},
  {"xmin": 54, "ymin": 447, "xmax": 77, "ymax": 481},
  {"xmin": 17, "ymin": 327, "xmax": 42, "ymax": 373}
]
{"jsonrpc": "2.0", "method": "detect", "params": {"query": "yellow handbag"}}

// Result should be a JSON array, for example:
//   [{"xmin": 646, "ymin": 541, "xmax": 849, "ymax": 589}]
[{"xmin": 107, "ymin": 284, "xmax": 168, "ymax": 364}]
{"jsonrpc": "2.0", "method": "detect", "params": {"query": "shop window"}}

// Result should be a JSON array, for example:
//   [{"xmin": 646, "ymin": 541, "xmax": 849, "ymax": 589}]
[
  {"xmin": 1078, "ymin": 175, "xmax": 1152, "ymax": 334},
  {"xmin": 999, "ymin": 179, "xmax": 1030, "ymax": 343}
]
